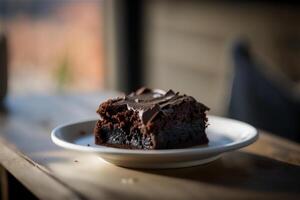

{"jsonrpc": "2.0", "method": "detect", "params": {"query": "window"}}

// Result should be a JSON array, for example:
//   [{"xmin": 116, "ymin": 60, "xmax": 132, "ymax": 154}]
[{"xmin": 1, "ymin": 0, "xmax": 104, "ymax": 94}]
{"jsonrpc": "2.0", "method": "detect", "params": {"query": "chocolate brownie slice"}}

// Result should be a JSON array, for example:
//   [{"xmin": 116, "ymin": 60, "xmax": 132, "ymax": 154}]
[{"xmin": 94, "ymin": 87, "xmax": 209, "ymax": 149}]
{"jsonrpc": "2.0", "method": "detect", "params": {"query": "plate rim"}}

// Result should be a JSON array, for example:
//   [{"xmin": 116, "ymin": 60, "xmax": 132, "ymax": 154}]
[{"xmin": 51, "ymin": 115, "xmax": 259, "ymax": 156}]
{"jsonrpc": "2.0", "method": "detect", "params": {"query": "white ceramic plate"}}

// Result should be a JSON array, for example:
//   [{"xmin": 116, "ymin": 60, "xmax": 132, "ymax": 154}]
[{"xmin": 51, "ymin": 116, "xmax": 258, "ymax": 169}]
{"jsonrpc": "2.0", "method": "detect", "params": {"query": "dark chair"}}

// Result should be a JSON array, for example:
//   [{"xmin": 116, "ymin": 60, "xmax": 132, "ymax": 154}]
[{"xmin": 228, "ymin": 41, "xmax": 300, "ymax": 142}]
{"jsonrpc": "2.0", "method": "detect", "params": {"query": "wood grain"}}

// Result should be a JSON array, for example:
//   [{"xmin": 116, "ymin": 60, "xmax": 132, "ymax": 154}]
[
  {"xmin": 0, "ymin": 138, "xmax": 82, "ymax": 200},
  {"xmin": 0, "ymin": 93, "xmax": 299, "ymax": 200}
]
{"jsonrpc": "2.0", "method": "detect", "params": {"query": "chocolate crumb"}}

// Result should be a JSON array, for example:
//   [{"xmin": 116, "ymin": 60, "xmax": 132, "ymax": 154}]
[{"xmin": 79, "ymin": 130, "xmax": 86, "ymax": 135}]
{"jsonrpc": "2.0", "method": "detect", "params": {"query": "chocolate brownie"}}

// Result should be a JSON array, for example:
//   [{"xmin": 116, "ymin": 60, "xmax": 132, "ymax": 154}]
[{"xmin": 94, "ymin": 87, "xmax": 209, "ymax": 149}]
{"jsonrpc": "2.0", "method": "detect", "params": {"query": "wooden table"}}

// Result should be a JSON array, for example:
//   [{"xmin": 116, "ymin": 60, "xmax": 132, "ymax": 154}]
[{"xmin": 0, "ymin": 93, "xmax": 300, "ymax": 200}]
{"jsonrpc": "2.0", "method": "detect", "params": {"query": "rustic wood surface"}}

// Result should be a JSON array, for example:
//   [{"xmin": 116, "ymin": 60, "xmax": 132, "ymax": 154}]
[{"xmin": 0, "ymin": 93, "xmax": 300, "ymax": 200}]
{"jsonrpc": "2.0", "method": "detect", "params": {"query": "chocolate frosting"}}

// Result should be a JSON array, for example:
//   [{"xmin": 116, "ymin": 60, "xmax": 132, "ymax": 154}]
[{"xmin": 114, "ymin": 87, "xmax": 192, "ymax": 125}]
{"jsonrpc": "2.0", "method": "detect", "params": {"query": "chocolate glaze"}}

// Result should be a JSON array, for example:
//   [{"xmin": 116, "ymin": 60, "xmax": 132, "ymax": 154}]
[{"xmin": 112, "ymin": 87, "xmax": 207, "ymax": 125}]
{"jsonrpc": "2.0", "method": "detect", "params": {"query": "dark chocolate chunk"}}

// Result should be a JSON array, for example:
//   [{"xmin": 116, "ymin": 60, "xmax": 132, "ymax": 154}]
[{"xmin": 141, "ymin": 104, "xmax": 160, "ymax": 125}]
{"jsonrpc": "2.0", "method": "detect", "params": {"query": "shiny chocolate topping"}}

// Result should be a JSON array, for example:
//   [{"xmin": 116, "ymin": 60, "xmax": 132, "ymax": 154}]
[{"xmin": 114, "ymin": 87, "xmax": 193, "ymax": 125}]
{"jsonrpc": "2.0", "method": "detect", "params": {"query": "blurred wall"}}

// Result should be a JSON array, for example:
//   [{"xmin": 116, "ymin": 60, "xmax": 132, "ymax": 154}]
[{"xmin": 143, "ymin": 1, "xmax": 300, "ymax": 115}]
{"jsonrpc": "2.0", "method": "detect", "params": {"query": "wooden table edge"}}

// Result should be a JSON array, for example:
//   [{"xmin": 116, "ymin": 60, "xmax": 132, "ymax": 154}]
[
  {"xmin": 0, "ymin": 130, "xmax": 299, "ymax": 199},
  {"xmin": 0, "ymin": 137, "xmax": 84, "ymax": 200}
]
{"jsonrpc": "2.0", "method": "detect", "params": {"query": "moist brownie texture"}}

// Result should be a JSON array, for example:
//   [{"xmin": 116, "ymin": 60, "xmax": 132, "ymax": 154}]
[{"xmin": 94, "ymin": 87, "xmax": 209, "ymax": 149}]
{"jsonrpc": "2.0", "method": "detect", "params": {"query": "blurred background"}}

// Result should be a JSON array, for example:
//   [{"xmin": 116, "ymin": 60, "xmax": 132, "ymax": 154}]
[
  {"xmin": 0, "ymin": 0, "xmax": 300, "ymax": 142},
  {"xmin": 0, "ymin": 0, "xmax": 104, "ymax": 94}
]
